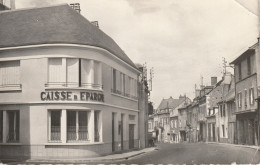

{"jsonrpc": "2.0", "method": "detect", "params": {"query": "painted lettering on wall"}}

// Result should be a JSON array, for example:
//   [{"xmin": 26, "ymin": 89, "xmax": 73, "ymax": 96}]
[{"xmin": 41, "ymin": 91, "xmax": 104, "ymax": 102}]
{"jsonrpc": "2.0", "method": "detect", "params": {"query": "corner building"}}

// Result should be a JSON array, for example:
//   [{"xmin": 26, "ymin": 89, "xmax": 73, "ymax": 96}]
[{"xmin": 0, "ymin": 4, "xmax": 141, "ymax": 159}]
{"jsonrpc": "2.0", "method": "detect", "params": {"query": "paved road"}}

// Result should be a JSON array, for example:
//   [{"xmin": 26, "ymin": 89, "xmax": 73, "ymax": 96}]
[{"xmin": 111, "ymin": 143, "xmax": 260, "ymax": 164}]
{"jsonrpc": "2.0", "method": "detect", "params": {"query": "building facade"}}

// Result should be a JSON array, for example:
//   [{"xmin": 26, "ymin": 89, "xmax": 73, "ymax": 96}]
[
  {"xmin": 231, "ymin": 43, "xmax": 259, "ymax": 145},
  {"xmin": 0, "ymin": 4, "xmax": 143, "ymax": 159}
]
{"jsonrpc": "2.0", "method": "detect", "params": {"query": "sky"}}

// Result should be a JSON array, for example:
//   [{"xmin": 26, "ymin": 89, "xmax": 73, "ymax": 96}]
[{"xmin": 11, "ymin": 0, "xmax": 259, "ymax": 107}]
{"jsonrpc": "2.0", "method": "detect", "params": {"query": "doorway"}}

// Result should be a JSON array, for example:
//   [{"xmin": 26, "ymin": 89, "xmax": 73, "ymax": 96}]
[
  {"xmin": 129, "ymin": 124, "xmax": 135, "ymax": 149},
  {"xmin": 112, "ymin": 113, "xmax": 115, "ymax": 152}
]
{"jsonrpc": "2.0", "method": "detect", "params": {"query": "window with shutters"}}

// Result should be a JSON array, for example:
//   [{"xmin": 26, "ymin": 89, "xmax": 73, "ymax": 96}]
[
  {"xmin": 0, "ymin": 61, "xmax": 21, "ymax": 91},
  {"xmin": 249, "ymin": 88, "xmax": 254, "ymax": 105},
  {"xmin": 47, "ymin": 58, "xmax": 102, "ymax": 89},
  {"xmin": 238, "ymin": 92, "xmax": 242, "ymax": 108},
  {"xmin": 111, "ymin": 68, "xmax": 137, "ymax": 100}
]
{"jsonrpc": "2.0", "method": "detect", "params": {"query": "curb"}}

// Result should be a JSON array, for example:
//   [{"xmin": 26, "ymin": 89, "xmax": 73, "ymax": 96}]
[
  {"xmin": 206, "ymin": 142, "xmax": 260, "ymax": 151},
  {"xmin": 24, "ymin": 148, "xmax": 157, "ymax": 163}
]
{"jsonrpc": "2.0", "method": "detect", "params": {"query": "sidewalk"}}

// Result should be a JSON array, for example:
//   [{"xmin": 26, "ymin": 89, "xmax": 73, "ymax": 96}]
[
  {"xmin": 206, "ymin": 142, "xmax": 260, "ymax": 151},
  {"xmin": 24, "ymin": 147, "xmax": 157, "ymax": 163}
]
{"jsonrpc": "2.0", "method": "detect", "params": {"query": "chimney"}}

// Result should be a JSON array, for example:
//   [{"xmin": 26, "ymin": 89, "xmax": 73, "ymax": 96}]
[
  {"xmin": 10, "ymin": 0, "xmax": 15, "ymax": 9},
  {"xmin": 91, "ymin": 21, "xmax": 99, "ymax": 28},
  {"xmin": 223, "ymin": 72, "xmax": 232, "ymax": 84},
  {"xmin": 211, "ymin": 77, "xmax": 217, "ymax": 86},
  {"xmin": 70, "ymin": 3, "xmax": 81, "ymax": 13},
  {"xmin": 195, "ymin": 89, "xmax": 200, "ymax": 98}
]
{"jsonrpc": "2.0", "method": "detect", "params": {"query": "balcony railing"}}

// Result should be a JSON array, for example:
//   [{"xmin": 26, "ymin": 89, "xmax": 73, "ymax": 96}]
[
  {"xmin": 7, "ymin": 131, "xmax": 19, "ymax": 143},
  {"xmin": 111, "ymin": 88, "xmax": 138, "ymax": 100},
  {"xmin": 94, "ymin": 131, "xmax": 100, "ymax": 142},
  {"xmin": 0, "ymin": 84, "xmax": 22, "ymax": 90},
  {"xmin": 50, "ymin": 126, "xmax": 61, "ymax": 142},
  {"xmin": 45, "ymin": 82, "xmax": 103, "ymax": 90},
  {"xmin": 67, "ymin": 126, "xmax": 89, "ymax": 142}
]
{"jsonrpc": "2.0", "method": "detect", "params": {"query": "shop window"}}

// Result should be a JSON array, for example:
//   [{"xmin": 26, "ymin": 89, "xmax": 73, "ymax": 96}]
[
  {"xmin": 249, "ymin": 88, "xmax": 254, "ymax": 105},
  {"xmin": 94, "ymin": 111, "xmax": 100, "ymax": 142},
  {"xmin": 0, "ymin": 111, "xmax": 2, "ymax": 142},
  {"xmin": 67, "ymin": 111, "xmax": 88, "ymax": 142},
  {"xmin": 50, "ymin": 110, "xmax": 61, "ymax": 142},
  {"xmin": 7, "ymin": 111, "xmax": 19, "ymax": 143},
  {"xmin": 0, "ymin": 61, "xmax": 21, "ymax": 90}
]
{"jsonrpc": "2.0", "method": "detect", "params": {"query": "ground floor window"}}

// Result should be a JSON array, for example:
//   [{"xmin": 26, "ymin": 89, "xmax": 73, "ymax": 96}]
[
  {"xmin": 49, "ymin": 109, "xmax": 101, "ymax": 143},
  {"xmin": 67, "ymin": 111, "xmax": 88, "ymax": 142},
  {"xmin": 50, "ymin": 110, "xmax": 61, "ymax": 142},
  {"xmin": 94, "ymin": 111, "xmax": 100, "ymax": 142},
  {"xmin": 7, "ymin": 110, "xmax": 19, "ymax": 143}
]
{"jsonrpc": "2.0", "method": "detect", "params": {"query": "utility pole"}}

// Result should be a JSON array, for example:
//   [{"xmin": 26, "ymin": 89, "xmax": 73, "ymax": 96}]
[{"xmin": 149, "ymin": 67, "xmax": 154, "ymax": 92}]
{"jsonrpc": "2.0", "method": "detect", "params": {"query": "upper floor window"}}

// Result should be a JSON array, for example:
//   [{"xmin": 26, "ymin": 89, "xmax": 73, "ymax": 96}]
[
  {"xmin": 249, "ymin": 88, "xmax": 254, "ymax": 105},
  {"xmin": 0, "ymin": 61, "xmax": 21, "ymax": 90},
  {"xmin": 47, "ymin": 58, "xmax": 102, "ymax": 89},
  {"xmin": 238, "ymin": 92, "xmax": 242, "ymax": 108},
  {"xmin": 238, "ymin": 63, "xmax": 242, "ymax": 81},
  {"xmin": 111, "ymin": 68, "xmax": 137, "ymax": 99},
  {"xmin": 247, "ymin": 57, "xmax": 251, "ymax": 75},
  {"xmin": 244, "ymin": 89, "xmax": 247, "ymax": 107}
]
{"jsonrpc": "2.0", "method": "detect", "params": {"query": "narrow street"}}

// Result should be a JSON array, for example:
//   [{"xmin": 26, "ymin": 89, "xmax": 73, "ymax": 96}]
[{"xmin": 112, "ymin": 143, "xmax": 260, "ymax": 164}]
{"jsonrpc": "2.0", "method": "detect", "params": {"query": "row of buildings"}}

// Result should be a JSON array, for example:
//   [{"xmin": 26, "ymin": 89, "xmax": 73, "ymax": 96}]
[
  {"xmin": 149, "ymin": 42, "xmax": 260, "ymax": 146},
  {"xmin": 0, "ymin": 2, "xmax": 153, "ymax": 160}
]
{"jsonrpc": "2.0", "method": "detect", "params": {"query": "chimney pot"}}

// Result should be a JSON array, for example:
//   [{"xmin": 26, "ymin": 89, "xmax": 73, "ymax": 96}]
[{"xmin": 211, "ymin": 77, "xmax": 217, "ymax": 86}]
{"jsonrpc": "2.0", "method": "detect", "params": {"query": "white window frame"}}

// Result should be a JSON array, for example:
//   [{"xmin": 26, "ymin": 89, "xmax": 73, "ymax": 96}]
[
  {"xmin": 249, "ymin": 88, "xmax": 254, "ymax": 105},
  {"xmin": 238, "ymin": 92, "xmax": 242, "ymax": 108},
  {"xmin": 0, "ymin": 60, "xmax": 21, "ymax": 91}
]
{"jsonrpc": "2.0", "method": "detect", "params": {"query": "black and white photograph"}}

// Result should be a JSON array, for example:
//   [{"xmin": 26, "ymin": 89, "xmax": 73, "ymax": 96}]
[{"xmin": 0, "ymin": 0, "xmax": 260, "ymax": 164}]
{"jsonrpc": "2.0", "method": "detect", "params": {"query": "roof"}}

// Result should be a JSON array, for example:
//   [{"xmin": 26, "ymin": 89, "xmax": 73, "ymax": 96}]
[
  {"xmin": 157, "ymin": 96, "xmax": 186, "ymax": 111},
  {"xmin": 230, "ymin": 43, "xmax": 257, "ymax": 64},
  {"xmin": 0, "ymin": 4, "xmax": 137, "ymax": 69}
]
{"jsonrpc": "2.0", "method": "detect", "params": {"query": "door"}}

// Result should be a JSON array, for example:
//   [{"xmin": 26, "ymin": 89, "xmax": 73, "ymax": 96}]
[
  {"xmin": 112, "ymin": 113, "xmax": 115, "ymax": 152},
  {"xmin": 212, "ymin": 124, "xmax": 216, "ymax": 142},
  {"xmin": 129, "ymin": 124, "xmax": 135, "ymax": 149},
  {"xmin": 121, "ymin": 115, "xmax": 124, "ymax": 150}
]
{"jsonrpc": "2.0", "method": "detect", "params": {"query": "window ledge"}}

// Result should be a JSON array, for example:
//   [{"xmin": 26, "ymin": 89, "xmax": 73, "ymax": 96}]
[
  {"xmin": 111, "ymin": 93, "xmax": 138, "ymax": 102},
  {"xmin": 0, "ymin": 87, "xmax": 22, "ymax": 92},
  {"xmin": 45, "ymin": 86, "xmax": 103, "ymax": 92},
  {"xmin": 44, "ymin": 142, "xmax": 104, "ymax": 146},
  {"xmin": 0, "ymin": 143, "xmax": 23, "ymax": 145}
]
